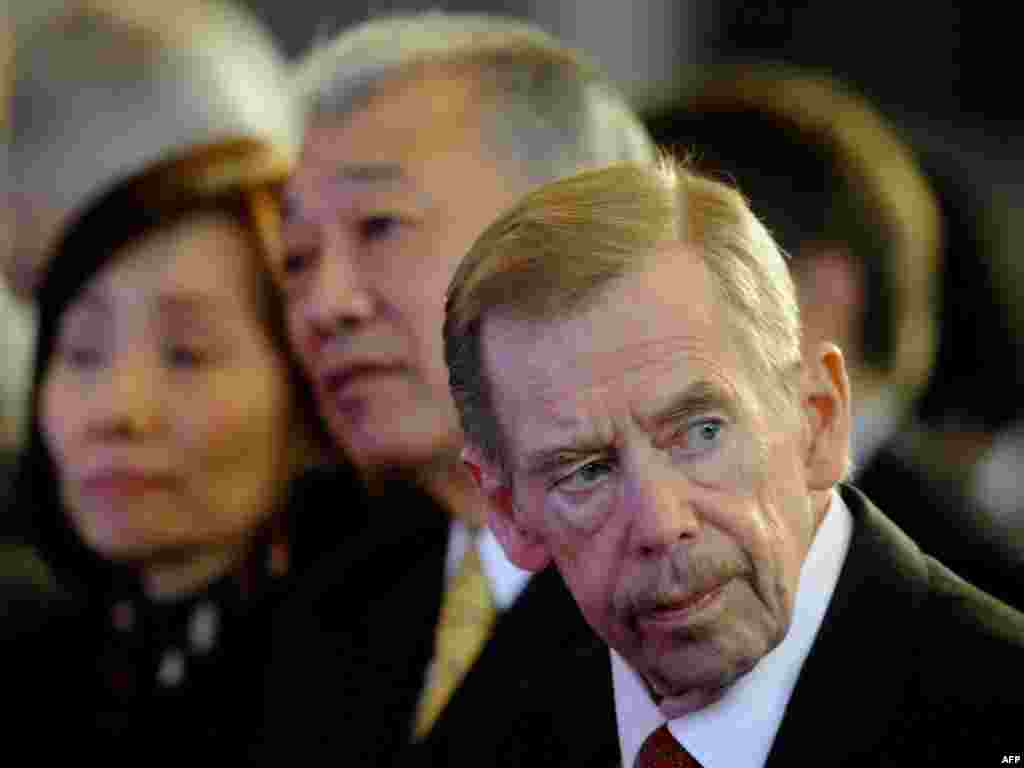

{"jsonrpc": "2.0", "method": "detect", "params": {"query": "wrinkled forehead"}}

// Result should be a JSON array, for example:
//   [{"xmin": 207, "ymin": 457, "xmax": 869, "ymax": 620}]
[
  {"xmin": 283, "ymin": 159, "xmax": 435, "ymax": 221},
  {"xmin": 289, "ymin": 70, "xmax": 505, "ymax": 204},
  {"xmin": 480, "ymin": 252, "xmax": 754, "ymax": 437}
]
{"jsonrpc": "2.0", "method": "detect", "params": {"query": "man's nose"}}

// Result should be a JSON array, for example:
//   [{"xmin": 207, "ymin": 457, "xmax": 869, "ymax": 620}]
[
  {"xmin": 303, "ymin": 227, "xmax": 375, "ymax": 345},
  {"xmin": 625, "ymin": 453, "xmax": 700, "ymax": 559}
]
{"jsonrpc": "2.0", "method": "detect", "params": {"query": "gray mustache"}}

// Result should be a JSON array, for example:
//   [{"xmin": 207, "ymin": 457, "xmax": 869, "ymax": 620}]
[{"xmin": 619, "ymin": 547, "xmax": 745, "ymax": 617}]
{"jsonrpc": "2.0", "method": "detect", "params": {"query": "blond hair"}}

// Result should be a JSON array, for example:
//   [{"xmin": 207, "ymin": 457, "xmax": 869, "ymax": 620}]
[
  {"xmin": 444, "ymin": 155, "xmax": 802, "ymax": 466},
  {"xmin": 295, "ymin": 11, "xmax": 654, "ymax": 184}
]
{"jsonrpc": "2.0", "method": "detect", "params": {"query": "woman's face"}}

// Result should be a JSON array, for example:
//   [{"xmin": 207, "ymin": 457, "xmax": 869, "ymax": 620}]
[{"xmin": 41, "ymin": 211, "xmax": 296, "ymax": 564}]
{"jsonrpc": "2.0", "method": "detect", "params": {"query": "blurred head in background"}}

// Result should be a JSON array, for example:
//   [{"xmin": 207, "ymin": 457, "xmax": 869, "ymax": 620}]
[
  {"xmin": 4, "ymin": 0, "xmax": 300, "ymax": 300},
  {"xmin": 644, "ymin": 65, "xmax": 941, "ymax": 469},
  {"xmin": 277, "ymin": 12, "xmax": 654, "ymax": 509}
]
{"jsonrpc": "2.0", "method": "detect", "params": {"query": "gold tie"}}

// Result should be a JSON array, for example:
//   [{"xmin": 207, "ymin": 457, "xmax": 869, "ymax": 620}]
[{"xmin": 413, "ymin": 536, "xmax": 497, "ymax": 739}]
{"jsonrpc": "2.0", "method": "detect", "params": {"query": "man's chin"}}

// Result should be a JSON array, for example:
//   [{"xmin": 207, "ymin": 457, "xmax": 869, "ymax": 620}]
[
  {"xmin": 656, "ymin": 686, "xmax": 728, "ymax": 719},
  {"xmin": 637, "ymin": 651, "xmax": 746, "ymax": 705}
]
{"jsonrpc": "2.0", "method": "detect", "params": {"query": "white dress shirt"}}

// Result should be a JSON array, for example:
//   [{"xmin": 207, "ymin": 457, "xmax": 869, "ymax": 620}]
[
  {"xmin": 445, "ymin": 520, "xmax": 533, "ymax": 612},
  {"xmin": 613, "ymin": 488, "xmax": 853, "ymax": 768}
]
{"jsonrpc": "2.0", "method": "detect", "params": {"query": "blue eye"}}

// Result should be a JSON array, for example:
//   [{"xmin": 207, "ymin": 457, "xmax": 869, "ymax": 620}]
[
  {"xmin": 555, "ymin": 459, "xmax": 614, "ymax": 493},
  {"xmin": 694, "ymin": 420, "xmax": 722, "ymax": 443},
  {"xmin": 676, "ymin": 418, "xmax": 725, "ymax": 456}
]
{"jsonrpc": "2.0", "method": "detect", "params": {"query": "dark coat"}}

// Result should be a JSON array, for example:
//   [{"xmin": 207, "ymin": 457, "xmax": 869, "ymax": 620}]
[
  {"xmin": 767, "ymin": 484, "xmax": 1024, "ymax": 766},
  {"xmin": 2, "ymin": 461, "xmax": 369, "ymax": 761},
  {"xmin": 855, "ymin": 444, "xmax": 1024, "ymax": 610},
  {"xmin": 261, "ymin": 474, "xmax": 620, "ymax": 767},
  {"xmin": 0, "ymin": 158, "xmax": 370, "ymax": 761}
]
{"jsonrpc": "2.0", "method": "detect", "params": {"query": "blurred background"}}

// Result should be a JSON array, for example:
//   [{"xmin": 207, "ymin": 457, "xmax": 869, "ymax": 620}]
[
  {"xmin": 239, "ymin": 0, "xmax": 1022, "ymax": 204},
  {"xmin": 4, "ymin": 0, "xmax": 1022, "ymax": 524},
  {"xmin": 251, "ymin": 0, "xmax": 1024, "ymax": 480},
  {"xmin": 247, "ymin": 0, "xmax": 1024, "ymax": 432}
]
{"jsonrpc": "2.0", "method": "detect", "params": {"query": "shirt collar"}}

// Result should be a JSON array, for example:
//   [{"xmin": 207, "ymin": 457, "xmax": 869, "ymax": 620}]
[
  {"xmin": 447, "ymin": 520, "xmax": 533, "ymax": 611},
  {"xmin": 613, "ymin": 488, "xmax": 853, "ymax": 768}
]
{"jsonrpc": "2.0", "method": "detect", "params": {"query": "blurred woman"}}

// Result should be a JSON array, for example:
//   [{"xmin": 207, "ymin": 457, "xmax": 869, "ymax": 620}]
[
  {"xmin": 5, "ymin": 137, "xmax": 342, "ymax": 754},
  {"xmin": 2, "ymin": 2, "xmax": 365, "ymax": 756}
]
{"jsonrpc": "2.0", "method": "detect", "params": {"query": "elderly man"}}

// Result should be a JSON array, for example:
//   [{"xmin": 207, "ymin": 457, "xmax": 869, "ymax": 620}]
[
  {"xmin": 262, "ymin": 12, "xmax": 654, "ymax": 765},
  {"xmin": 445, "ymin": 158, "xmax": 1023, "ymax": 766}
]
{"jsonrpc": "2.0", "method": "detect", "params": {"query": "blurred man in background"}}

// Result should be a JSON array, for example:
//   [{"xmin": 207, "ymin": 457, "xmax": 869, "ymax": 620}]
[
  {"xmin": 263, "ymin": 12, "xmax": 655, "ymax": 765},
  {"xmin": 643, "ymin": 66, "xmax": 1023, "ymax": 609}
]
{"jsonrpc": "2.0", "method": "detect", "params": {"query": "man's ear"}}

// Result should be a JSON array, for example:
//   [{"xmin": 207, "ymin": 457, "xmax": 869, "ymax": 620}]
[
  {"xmin": 461, "ymin": 444, "xmax": 551, "ymax": 572},
  {"xmin": 801, "ymin": 342, "xmax": 852, "ymax": 490}
]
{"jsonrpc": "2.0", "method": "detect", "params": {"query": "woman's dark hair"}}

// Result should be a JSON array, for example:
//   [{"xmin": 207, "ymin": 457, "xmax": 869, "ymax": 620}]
[{"xmin": 13, "ymin": 138, "xmax": 328, "ymax": 594}]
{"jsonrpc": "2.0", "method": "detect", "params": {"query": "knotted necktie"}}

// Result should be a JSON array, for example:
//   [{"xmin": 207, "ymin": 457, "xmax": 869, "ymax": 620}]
[
  {"xmin": 635, "ymin": 723, "xmax": 704, "ymax": 768},
  {"xmin": 413, "ymin": 535, "xmax": 497, "ymax": 739}
]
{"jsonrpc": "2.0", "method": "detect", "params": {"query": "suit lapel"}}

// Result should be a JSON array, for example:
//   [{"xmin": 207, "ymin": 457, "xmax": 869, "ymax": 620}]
[
  {"xmin": 767, "ymin": 485, "xmax": 929, "ymax": 766},
  {"xmin": 265, "ymin": 473, "xmax": 450, "ymax": 763}
]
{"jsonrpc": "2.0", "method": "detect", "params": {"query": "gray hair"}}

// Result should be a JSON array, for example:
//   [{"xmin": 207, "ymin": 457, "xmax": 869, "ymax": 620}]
[{"xmin": 294, "ymin": 11, "xmax": 655, "ymax": 184}]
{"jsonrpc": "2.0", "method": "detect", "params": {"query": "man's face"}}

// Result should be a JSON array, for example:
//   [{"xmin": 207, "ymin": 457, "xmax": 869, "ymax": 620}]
[
  {"xmin": 276, "ymin": 68, "xmax": 527, "ymax": 469},
  {"xmin": 478, "ymin": 247, "xmax": 845, "ymax": 700}
]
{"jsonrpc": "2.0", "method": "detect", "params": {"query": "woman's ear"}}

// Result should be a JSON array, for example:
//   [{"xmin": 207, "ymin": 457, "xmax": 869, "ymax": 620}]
[
  {"xmin": 462, "ymin": 444, "xmax": 551, "ymax": 572},
  {"xmin": 801, "ymin": 342, "xmax": 852, "ymax": 489}
]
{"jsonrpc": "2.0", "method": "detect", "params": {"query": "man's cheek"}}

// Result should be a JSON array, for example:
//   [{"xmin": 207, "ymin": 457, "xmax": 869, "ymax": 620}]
[
  {"xmin": 563, "ymin": 559, "xmax": 615, "ymax": 625},
  {"xmin": 574, "ymin": 589, "xmax": 618, "ymax": 644}
]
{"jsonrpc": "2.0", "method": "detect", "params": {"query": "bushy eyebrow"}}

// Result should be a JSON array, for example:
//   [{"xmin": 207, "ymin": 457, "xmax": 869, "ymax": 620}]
[
  {"xmin": 518, "ymin": 380, "xmax": 737, "ymax": 479},
  {"xmin": 283, "ymin": 163, "xmax": 434, "ymax": 221},
  {"xmin": 520, "ymin": 438, "xmax": 610, "ymax": 479},
  {"xmin": 334, "ymin": 163, "xmax": 406, "ymax": 184},
  {"xmin": 639, "ymin": 380, "xmax": 738, "ymax": 432}
]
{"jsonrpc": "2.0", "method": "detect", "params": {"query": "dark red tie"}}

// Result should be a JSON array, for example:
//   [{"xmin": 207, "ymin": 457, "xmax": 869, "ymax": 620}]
[{"xmin": 634, "ymin": 724, "xmax": 704, "ymax": 768}]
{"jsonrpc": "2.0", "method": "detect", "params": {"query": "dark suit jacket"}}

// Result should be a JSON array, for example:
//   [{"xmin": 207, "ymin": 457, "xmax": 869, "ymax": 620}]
[
  {"xmin": 856, "ymin": 443, "xmax": 1024, "ymax": 610},
  {"xmin": 262, "ymin": 474, "xmax": 619, "ymax": 766},
  {"xmin": 767, "ymin": 484, "xmax": 1024, "ymax": 766}
]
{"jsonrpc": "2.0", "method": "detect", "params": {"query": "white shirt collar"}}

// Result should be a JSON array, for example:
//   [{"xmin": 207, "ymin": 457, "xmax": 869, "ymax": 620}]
[
  {"xmin": 447, "ymin": 520, "xmax": 533, "ymax": 611},
  {"xmin": 612, "ymin": 488, "xmax": 853, "ymax": 768}
]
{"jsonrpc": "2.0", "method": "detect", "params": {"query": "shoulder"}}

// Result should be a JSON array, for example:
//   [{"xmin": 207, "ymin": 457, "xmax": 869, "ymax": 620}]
[
  {"xmin": 901, "ymin": 570, "xmax": 1023, "ymax": 761},
  {"xmin": 844, "ymin": 485, "xmax": 1024, "ymax": 757},
  {"xmin": 856, "ymin": 444, "xmax": 1024, "ymax": 609}
]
